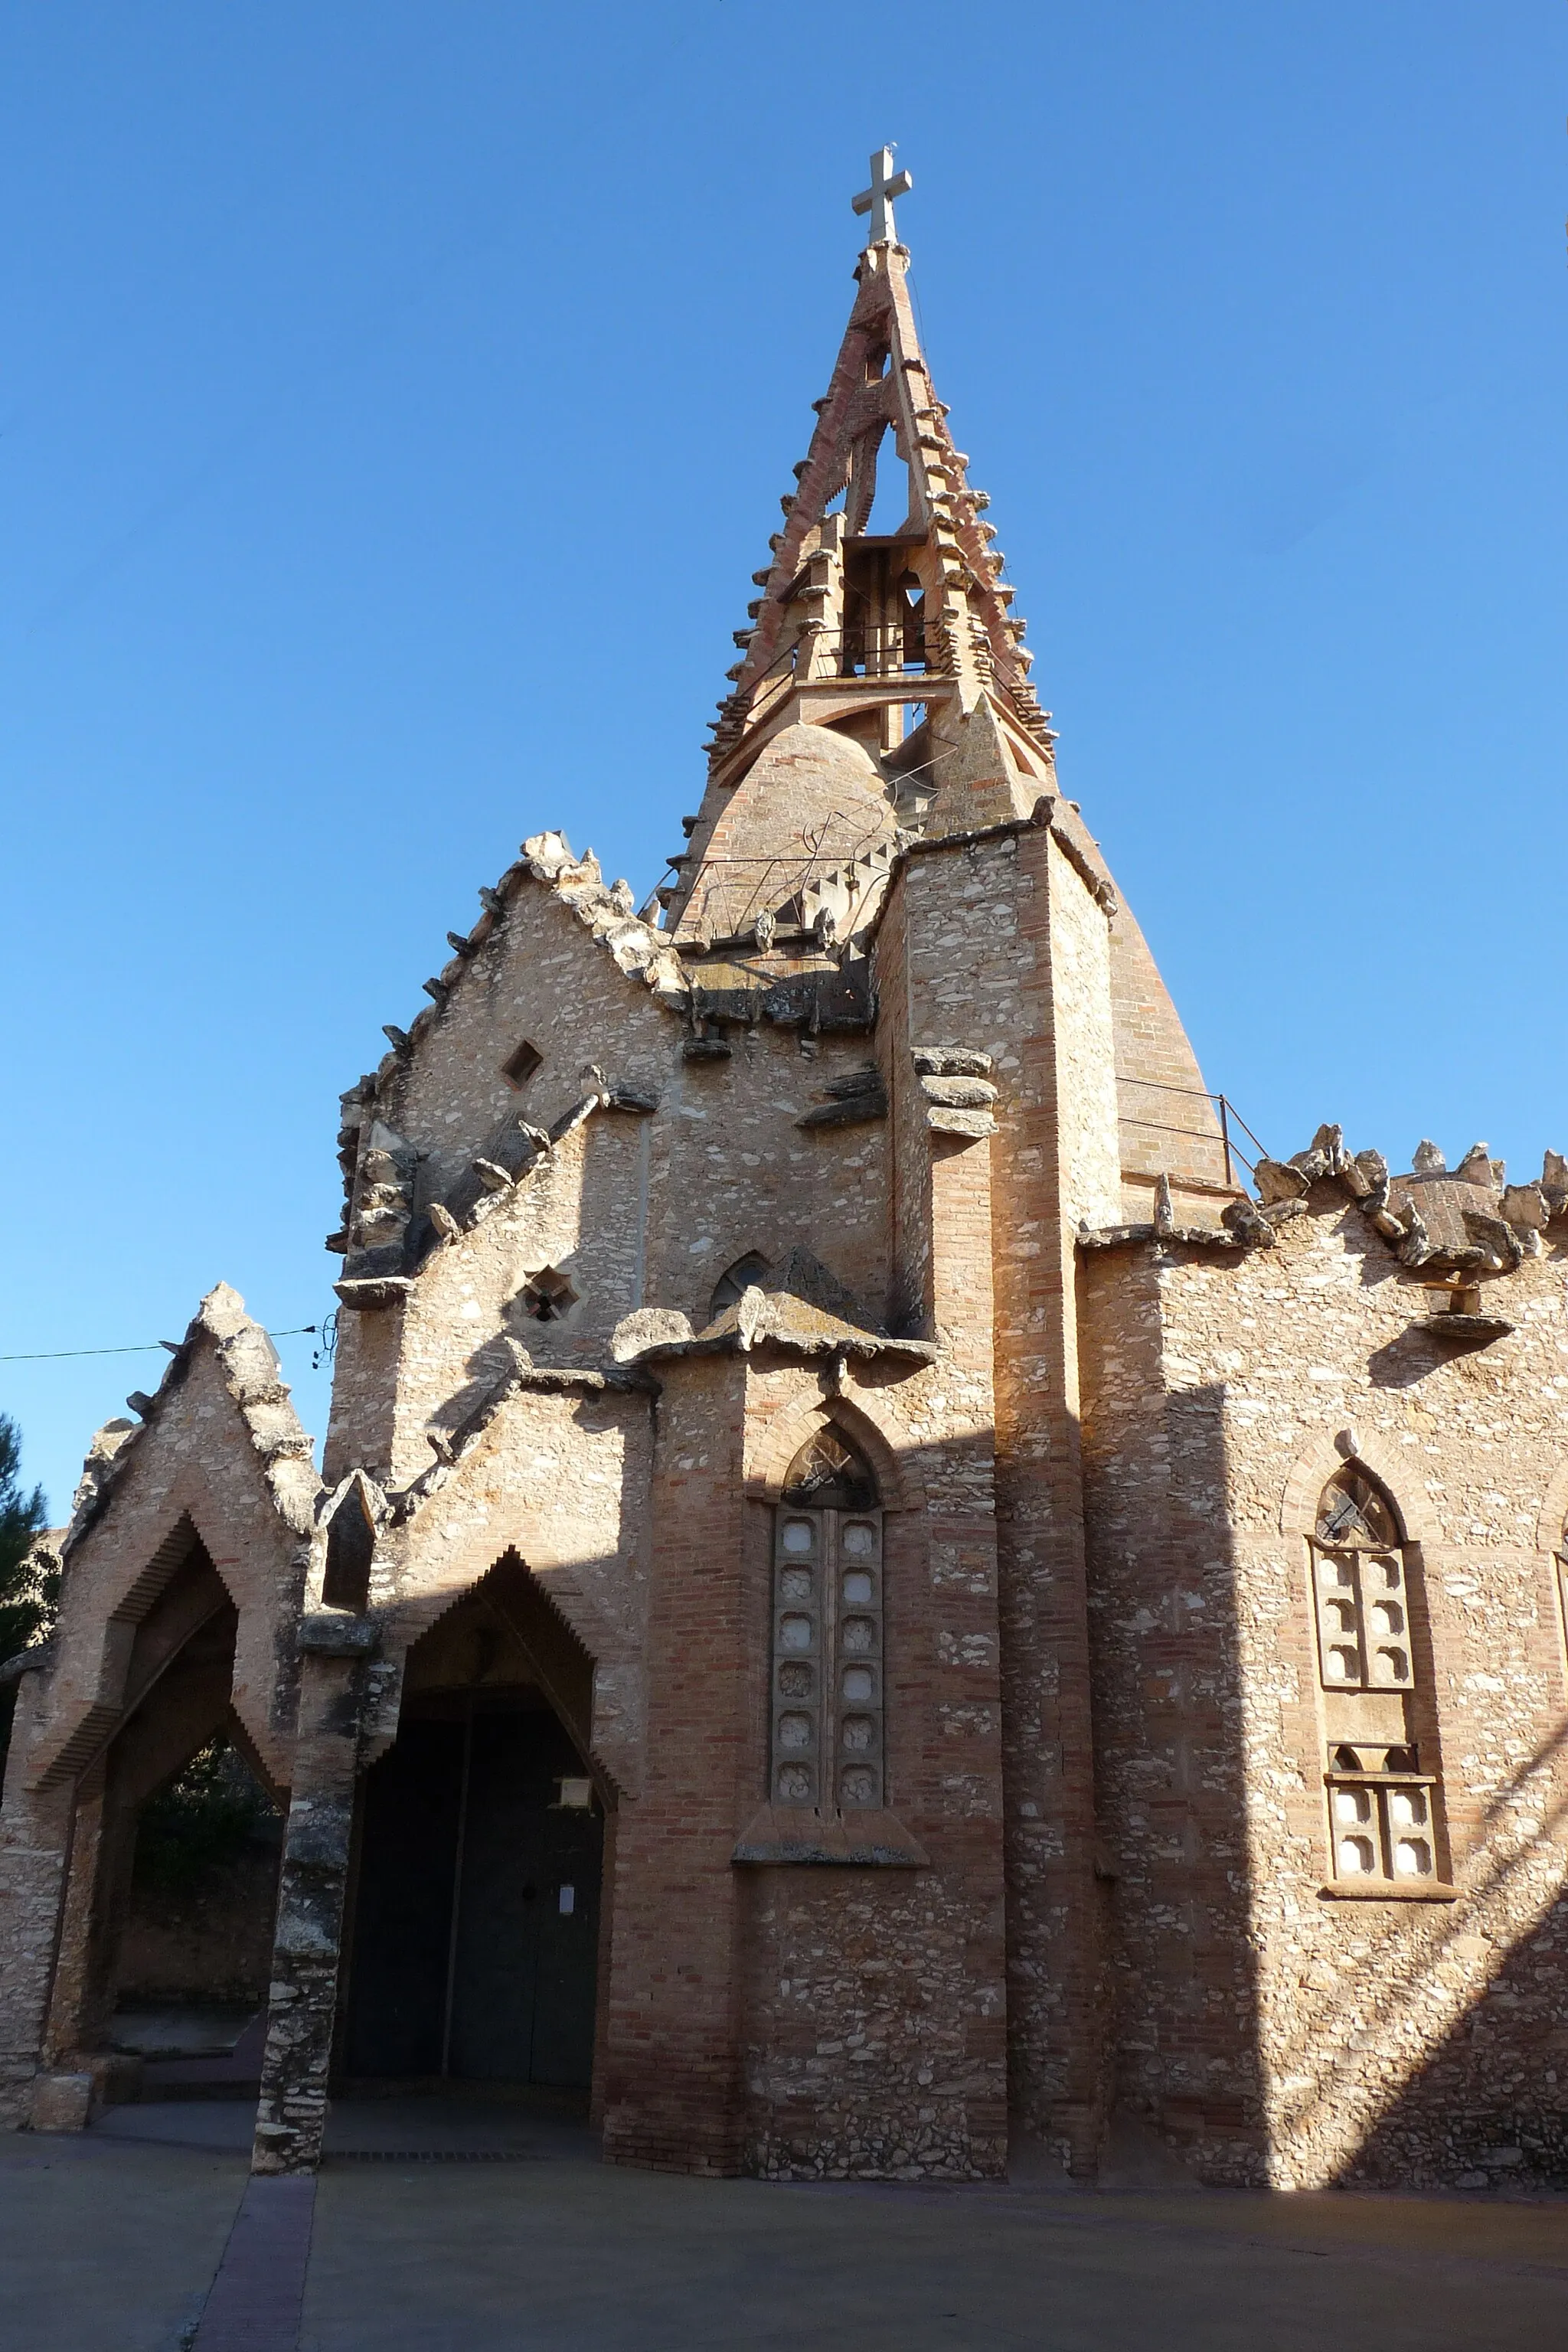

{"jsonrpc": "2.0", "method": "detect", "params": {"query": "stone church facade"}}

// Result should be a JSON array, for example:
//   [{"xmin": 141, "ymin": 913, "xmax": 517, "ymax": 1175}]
[{"xmin": 5, "ymin": 172, "xmax": 1567, "ymax": 2192}]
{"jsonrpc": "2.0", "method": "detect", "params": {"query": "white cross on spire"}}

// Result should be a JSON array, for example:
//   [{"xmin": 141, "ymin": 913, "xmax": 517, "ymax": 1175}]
[{"xmin": 851, "ymin": 146, "xmax": 913, "ymax": 247}]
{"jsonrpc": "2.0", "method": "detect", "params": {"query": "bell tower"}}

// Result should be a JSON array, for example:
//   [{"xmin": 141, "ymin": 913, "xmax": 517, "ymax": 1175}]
[{"xmin": 663, "ymin": 149, "xmax": 1061, "ymax": 948}]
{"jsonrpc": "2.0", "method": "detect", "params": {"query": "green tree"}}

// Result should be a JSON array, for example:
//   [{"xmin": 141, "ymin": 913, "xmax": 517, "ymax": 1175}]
[
  {"xmin": 0, "ymin": 1414, "xmax": 54, "ymax": 1779},
  {"xmin": 132, "ymin": 1734, "xmax": 279, "ymax": 1896}
]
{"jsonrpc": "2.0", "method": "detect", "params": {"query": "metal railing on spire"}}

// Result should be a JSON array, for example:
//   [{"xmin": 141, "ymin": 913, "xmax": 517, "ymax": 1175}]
[{"xmin": 1116, "ymin": 1079, "xmax": 1269, "ymax": 1191}]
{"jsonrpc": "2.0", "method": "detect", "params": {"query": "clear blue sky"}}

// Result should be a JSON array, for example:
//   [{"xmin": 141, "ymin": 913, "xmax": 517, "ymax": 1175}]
[{"xmin": 3, "ymin": 3, "xmax": 1564, "ymax": 1517}]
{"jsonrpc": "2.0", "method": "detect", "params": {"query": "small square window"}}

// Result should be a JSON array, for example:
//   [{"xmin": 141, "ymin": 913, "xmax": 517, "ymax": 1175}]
[{"xmin": 501, "ymin": 1040, "xmax": 542, "ymax": 1090}]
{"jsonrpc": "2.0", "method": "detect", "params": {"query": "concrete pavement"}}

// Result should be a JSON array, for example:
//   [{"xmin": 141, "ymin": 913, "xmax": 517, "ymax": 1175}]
[{"xmin": 1, "ymin": 2102, "xmax": 1563, "ymax": 2351}]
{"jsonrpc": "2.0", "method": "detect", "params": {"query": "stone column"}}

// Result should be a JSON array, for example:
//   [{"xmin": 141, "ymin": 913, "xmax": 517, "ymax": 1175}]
[
  {"xmin": 0, "ymin": 1704, "xmax": 78, "ymax": 2128},
  {"xmin": 251, "ymin": 1622, "xmax": 374, "ymax": 2174}
]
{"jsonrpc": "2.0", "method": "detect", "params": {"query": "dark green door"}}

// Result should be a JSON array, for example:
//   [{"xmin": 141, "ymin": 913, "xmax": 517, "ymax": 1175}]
[{"xmin": 345, "ymin": 1694, "xmax": 603, "ymax": 2086}]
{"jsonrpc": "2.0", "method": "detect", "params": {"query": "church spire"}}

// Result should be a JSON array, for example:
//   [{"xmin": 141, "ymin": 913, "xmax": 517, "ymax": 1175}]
[
  {"xmin": 660, "ymin": 158, "xmax": 1060, "ymax": 942},
  {"xmin": 696, "ymin": 152, "xmax": 1055, "ymax": 798}
]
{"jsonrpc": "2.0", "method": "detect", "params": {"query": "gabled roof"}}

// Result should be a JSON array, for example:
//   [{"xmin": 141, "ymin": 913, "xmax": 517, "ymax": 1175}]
[
  {"xmin": 362, "ymin": 830, "xmax": 687, "ymax": 1095},
  {"xmin": 332, "ymin": 830, "xmax": 691, "ymax": 1255},
  {"xmin": 63, "ymin": 1283, "xmax": 322, "ymax": 1553}
]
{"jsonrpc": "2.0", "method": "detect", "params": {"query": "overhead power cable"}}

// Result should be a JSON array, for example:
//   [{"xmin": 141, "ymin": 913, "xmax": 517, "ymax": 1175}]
[{"xmin": 0, "ymin": 1325, "xmax": 323, "ymax": 1364}]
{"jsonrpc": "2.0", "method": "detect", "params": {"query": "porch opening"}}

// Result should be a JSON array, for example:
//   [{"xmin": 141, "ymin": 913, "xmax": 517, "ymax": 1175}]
[
  {"xmin": 339, "ymin": 1568, "xmax": 605, "ymax": 2097},
  {"xmin": 54, "ymin": 1524, "xmax": 286, "ymax": 2095}
]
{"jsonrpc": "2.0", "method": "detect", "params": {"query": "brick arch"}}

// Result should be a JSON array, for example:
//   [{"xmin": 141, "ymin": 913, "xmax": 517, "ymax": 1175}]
[
  {"xmin": 68, "ymin": 1476, "xmax": 270, "ymax": 1626},
  {"xmin": 382, "ymin": 1548, "xmax": 609, "ymax": 1790},
  {"xmin": 380, "ymin": 1541, "xmax": 598, "ymax": 1680},
  {"xmin": 36, "ymin": 1470, "xmax": 303, "ymax": 1796},
  {"xmin": 380, "ymin": 1510, "xmax": 628, "ymax": 1681},
  {"xmin": 79, "ymin": 1505, "xmax": 207, "ymax": 1624},
  {"xmin": 31, "ymin": 1511, "xmax": 224, "ymax": 1793},
  {"xmin": 1534, "ymin": 1457, "xmax": 1568, "ymax": 1559},
  {"xmin": 1279, "ymin": 1429, "xmax": 1440, "ymax": 1548},
  {"xmin": 369, "ymin": 1517, "xmax": 639, "ymax": 1797},
  {"xmin": 743, "ymin": 1384, "xmax": 920, "ymax": 1515}
]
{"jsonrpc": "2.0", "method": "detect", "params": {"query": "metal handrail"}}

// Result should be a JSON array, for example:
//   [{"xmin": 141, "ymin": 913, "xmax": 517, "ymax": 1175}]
[
  {"xmin": 676, "ymin": 807, "xmax": 896, "ymax": 939},
  {"xmin": 1117, "ymin": 1078, "xmax": 1268, "ymax": 1154},
  {"xmin": 1116, "ymin": 1083, "xmax": 1269, "ymax": 1189},
  {"xmin": 741, "ymin": 620, "xmax": 932, "ymax": 693}
]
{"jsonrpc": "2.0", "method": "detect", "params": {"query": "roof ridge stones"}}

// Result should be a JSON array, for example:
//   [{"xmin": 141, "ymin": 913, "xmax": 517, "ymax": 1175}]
[
  {"xmin": 1082, "ymin": 1125, "xmax": 1566, "ymax": 1279},
  {"xmin": 333, "ymin": 1078, "xmax": 659, "ymax": 1314},
  {"xmin": 329, "ymin": 831, "xmax": 688, "ymax": 1266},
  {"xmin": 1253, "ymin": 1125, "xmax": 1563, "ymax": 1272},
  {"xmin": 354, "ymin": 828, "xmax": 688, "ymax": 1102},
  {"xmin": 62, "ymin": 1284, "xmax": 322, "ymax": 1553}
]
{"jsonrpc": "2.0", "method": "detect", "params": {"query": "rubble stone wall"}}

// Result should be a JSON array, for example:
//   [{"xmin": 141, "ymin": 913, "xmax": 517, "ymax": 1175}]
[
  {"xmin": 377, "ymin": 870, "xmax": 672, "ymax": 1204},
  {"xmin": 363, "ymin": 1380, "xmax": 654, "ymax": 1799},
  {"xmin": 1081, "ymin": 1196, "xmax": 1568, "ymax": 2188},
  {"xmin": 648, "ymin": 1023, "xmax": 889, "ymax": 1332}
]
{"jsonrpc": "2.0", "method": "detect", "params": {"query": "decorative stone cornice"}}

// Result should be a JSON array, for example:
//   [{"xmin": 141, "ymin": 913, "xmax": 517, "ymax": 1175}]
[{"xmin": 1249, "ymin": 1125, "xmax": 1563, "ymax": 1281}]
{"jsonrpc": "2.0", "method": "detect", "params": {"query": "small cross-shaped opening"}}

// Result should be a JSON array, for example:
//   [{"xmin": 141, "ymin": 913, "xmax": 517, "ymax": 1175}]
[{"xmin": 521, "ymin": 1266, "xmax": 577, "ymax": 1323}]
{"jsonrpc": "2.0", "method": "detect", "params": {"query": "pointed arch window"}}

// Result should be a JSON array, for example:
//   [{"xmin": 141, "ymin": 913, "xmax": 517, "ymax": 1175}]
[
  {"xmin": 895, "ymin": 569, "xmax": 926, "ymax": 671},
  {"xmin": 1312, "ymin": 1467, "xmax": 1409, "ymax": 1692},
  {"xmin": 1311, "ymin": 1465, "xmax": 1447, "ymax": 1891},
  {"xmin": 771, "ymin": 1428, "xmax": 884, "ymax": 1815},
  {"xmin": 322, "ymin": 1484, "xmax": 376, "ymax": 1613},
  {"xmin": 710, "ymin": 1253, "xmax": 772, "ymax": 1324}
]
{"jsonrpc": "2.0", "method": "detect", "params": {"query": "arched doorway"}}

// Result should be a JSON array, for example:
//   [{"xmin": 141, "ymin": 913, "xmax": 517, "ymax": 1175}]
[
  {"xmin": 339, "ymin": 1560, "xmax": 606, "ymax": 2094},
  {"xmin": 41, "ymin": 1523, "xmax": 285, "ymax": 2087}
]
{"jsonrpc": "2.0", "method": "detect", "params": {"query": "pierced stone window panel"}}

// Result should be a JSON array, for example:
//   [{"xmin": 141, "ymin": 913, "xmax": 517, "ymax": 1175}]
[
  {"xmin": 782, "ymin": 1426, "xmax": 878, "ymax": 1513},
  {"xmin": 1311, "ymin": 1465, "xmax": 1449, "ymax": 1892},
  {"xmin": 772, "ymin": 1511, "xmax": 825, "ymax": 1808},
  {"xmin": 1315, "ymin": 1465, "xmax": 1400, "ymax": 1550},
  {"xmin": 771, "ymin": 1429, "xmax": 884, "ymax": 1814},
  {"xmin": 836, "ymin": 1510, "xmax": 885, "ymax": 1811},
  {"xmin": 520, "ymin": 1265, "xmax": 578, "ymax": 1324},
  {"xmin": 1326, "ymin": 1769, "xmax": 1440, "ymax": 1887},
  {"xmin": 1312, "ymin": 1550, "xmax": 1413, "ymax": 1691}
]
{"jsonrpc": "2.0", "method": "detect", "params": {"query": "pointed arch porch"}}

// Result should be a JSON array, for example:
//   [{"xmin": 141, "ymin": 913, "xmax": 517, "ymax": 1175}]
[{"xmin": 332, "ymin": 1550, "xmax": 616, "ymax": 2115}]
